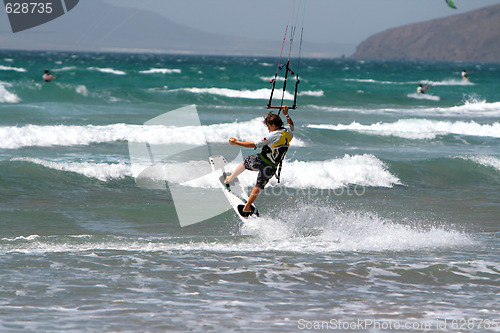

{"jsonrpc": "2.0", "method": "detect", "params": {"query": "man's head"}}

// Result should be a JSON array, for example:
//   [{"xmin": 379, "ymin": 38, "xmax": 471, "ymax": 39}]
[{"xmin": 263, "ymin": 112, "xmax": 283, "ymax": 131}]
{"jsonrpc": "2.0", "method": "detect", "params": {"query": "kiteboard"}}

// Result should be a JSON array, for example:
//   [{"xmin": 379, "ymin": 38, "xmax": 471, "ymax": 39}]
[{"xmin": 209, "ymin": 155, "xmax": 258, "ymax": 221}]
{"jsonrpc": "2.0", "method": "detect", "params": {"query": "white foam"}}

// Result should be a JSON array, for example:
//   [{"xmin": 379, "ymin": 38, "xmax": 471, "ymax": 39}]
[
  {"xmin": 12, "ymin": 157, "xmax": 131, "ymax": 181},
  {"xmin": 87, "ymin": 67, "xmax": 126, "ymax": 75},
  {"xmin": 300, "ymin": 90, "xmax": 324, "ymax": 97},
  {"xmin": 170, "ymin": 154, "xmax": 399, "ymax": 190},
  {"xmin": 419, "ymin": 100, "xmax": 500, "ymax": 116},
  {"xmin": 422, "ymin": 78, "xmax": 474, "ymax": 86},
  {"xmin": 461, "ymin": 155, "xmax": 500, "ymax": 172},
  {"xmin": 344, "ymin": 78, "xmax": 401, "ymax": 85},
  {"xmin": 0, "ymin": 81, "xmax": 20, "ymax": 103},
  {"xmin": 259, "ymin": 76, "xmax": 285, "ymax": 82},
  {"xmin": 1, "ymin": 235, "xmax": 40, "ymax": 241},
  {"xmin": 308, "ymin": 99, "xmax": 500, "ymax": 117},
  {"xmin": 240, "ymin": 205, "xmax": 475, "ymax": 252},
  {"xmin": 449, "ymin": 260, "xmax": 500, "ymax": 279},
  {"xmin": 13, "ymin": 153, "xmax": 398, "ymax": 192},
  {"xmin": 0, "ymin": 65, "xmax": 26, "ymax": 72},
  {"xmin": 75, "ymin": 85, "xmax": 89, "ymax": 96},
  {"xmin": 175, "ymin": 87, "xmax": 293, "ymax": 100},
  {"xmin": 308, "ymin": 119, "xmax": 500, "ymax": 140},
  {"xmin": 449, "ymin": 96, "xmax": 500, "ymax": 115},
  {"xmin": 344, "ymin": 78, "xmax": 474, "ymax": 86},
  {"xmin": 0, "ymin": 124, "xmax": 207, "ymax": 149},
  {"xmin": 306, "ymin": 104, "xmax": 401, "ymax": 114},
  {"xmin": 55, "ymin": 83, "xmax": 89, "ymax": 96},
  {"xmin": 278, "ymin": 154, "xmax": 401, "ymax": 189},
  {"xmin": 139, "ymin": 68, "xmax": 181, "ymax": 74},
  {"xmin": 57, "ymin": 66, "xmax": 76, "ymax": 71},
  {"xmin": 171, "ymin": 87, "xmax": 323, "ymax": 100},
  {"xmin": 407, "ymin": 93, "xmax": 440, "ymax": 101},
  {"xmin": 0, "ymin": 124, "xmax": 166, "ymax": 149},
  {"xmin": 0, "ymin": 119, "xmax": 306, "ymax": 149}
]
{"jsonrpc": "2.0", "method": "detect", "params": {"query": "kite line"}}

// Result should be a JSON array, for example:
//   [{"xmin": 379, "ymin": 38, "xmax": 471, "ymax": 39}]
[{"xmin": 267, "ymin": 1, "xmax": 305, "ymax": 115}]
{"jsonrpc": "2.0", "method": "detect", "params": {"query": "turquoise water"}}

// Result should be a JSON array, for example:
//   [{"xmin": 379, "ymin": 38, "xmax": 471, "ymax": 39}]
[{"xmin": 1, "ymin": 50, "xmax": 499, "ymax": 332}]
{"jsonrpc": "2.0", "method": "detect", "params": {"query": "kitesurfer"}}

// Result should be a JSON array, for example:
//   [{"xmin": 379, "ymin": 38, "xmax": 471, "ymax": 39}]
[
  {"xmin": 225, "ymin": 105, "xmax": 294, "ymax": 217},
  {"xmin": 417, "ymin": 84, "xmax": 430, "ymax": 94},
  {"xmin": 461, "ymin": 69, "xmax": 470, "ymax": 81},
  {"xmin": 43, "ymin": 70, "xmax": 55, "ymax": 82}
]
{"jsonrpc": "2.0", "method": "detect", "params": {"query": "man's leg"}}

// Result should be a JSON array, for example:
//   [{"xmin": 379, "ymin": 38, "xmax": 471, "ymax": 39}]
[
  {"xmin": 225, "ymin": 162, "xmax": 245, "ymax": 184},
  {"xmin": 242, "ymin": 165, "xmax": 275, "ymax": 212},
  {"xmin": 243, "ymin": 185, "xmax": 261, "ymax": 212}
]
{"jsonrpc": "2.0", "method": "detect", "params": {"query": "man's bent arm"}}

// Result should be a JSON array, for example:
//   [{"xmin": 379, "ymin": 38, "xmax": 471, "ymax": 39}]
[{"xmin": 229, "ymin": 138, "xmax": 256, "ymax": 149}]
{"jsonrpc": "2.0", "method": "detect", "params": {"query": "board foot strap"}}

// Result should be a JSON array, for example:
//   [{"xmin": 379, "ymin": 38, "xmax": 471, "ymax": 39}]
[{"xmin": 237, "ymin": 204, "xmax": 259, "ymax": 218}]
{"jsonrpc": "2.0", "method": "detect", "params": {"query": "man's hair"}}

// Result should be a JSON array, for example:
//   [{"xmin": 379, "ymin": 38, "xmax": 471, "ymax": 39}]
[{"xmin": 263, "ymin": 112, "xmax": 283, "ymax": 128}]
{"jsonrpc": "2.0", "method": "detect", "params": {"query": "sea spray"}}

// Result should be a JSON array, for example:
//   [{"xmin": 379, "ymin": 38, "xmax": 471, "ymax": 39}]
[
  {"xmin": 0, "ymin": 81, "xmax": 21, "ymax": 103},
  {"xmin": 241, "ymin": 202, "xmax": 475, "ymax": 252}
]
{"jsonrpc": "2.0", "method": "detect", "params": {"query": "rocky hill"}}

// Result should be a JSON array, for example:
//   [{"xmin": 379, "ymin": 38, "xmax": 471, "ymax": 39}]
[{"xmin": 351, "ymin": 4, "xmax": 500, "ymax": 63}]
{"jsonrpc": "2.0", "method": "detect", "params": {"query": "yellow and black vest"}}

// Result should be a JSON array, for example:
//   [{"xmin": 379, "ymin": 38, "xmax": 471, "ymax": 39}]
[{"xmin": 259, "ymin": 127, "xmax": 293, "ymax": 167}]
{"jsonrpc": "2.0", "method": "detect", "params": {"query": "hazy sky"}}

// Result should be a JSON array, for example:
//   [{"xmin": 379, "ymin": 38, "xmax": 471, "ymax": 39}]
[{"xmin": 103, "ymin": 0, "xmax": 500, "ymax": 45}]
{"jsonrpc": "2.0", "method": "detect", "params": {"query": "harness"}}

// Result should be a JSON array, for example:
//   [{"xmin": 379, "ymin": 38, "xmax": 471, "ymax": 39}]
[{"xmin": 259, "ymin": 126, "xmax": 292, "ymax": 183}]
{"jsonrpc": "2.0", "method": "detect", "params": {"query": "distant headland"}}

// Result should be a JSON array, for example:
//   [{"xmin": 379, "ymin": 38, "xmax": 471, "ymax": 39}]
[{"xmin": 351, "ymin": 4, "xmax": 500, "ymax": 63}]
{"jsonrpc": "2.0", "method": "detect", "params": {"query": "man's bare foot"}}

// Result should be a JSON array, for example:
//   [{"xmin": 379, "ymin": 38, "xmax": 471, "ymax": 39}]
[{"xmin": 224, "ymin": 176, "xmax": 232, "ymax": 184}]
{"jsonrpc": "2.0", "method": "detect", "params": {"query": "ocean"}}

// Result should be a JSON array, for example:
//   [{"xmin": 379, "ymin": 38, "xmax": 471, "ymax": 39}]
[{"xmin": 0, "ymin": 50, "xmax": 499, "ymax": 332}]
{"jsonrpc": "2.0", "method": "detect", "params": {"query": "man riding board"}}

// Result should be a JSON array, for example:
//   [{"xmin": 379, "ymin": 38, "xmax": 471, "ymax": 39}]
[{"xmin": 225, "ymin": 105, "xmax": 294, "ymax": 217}]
